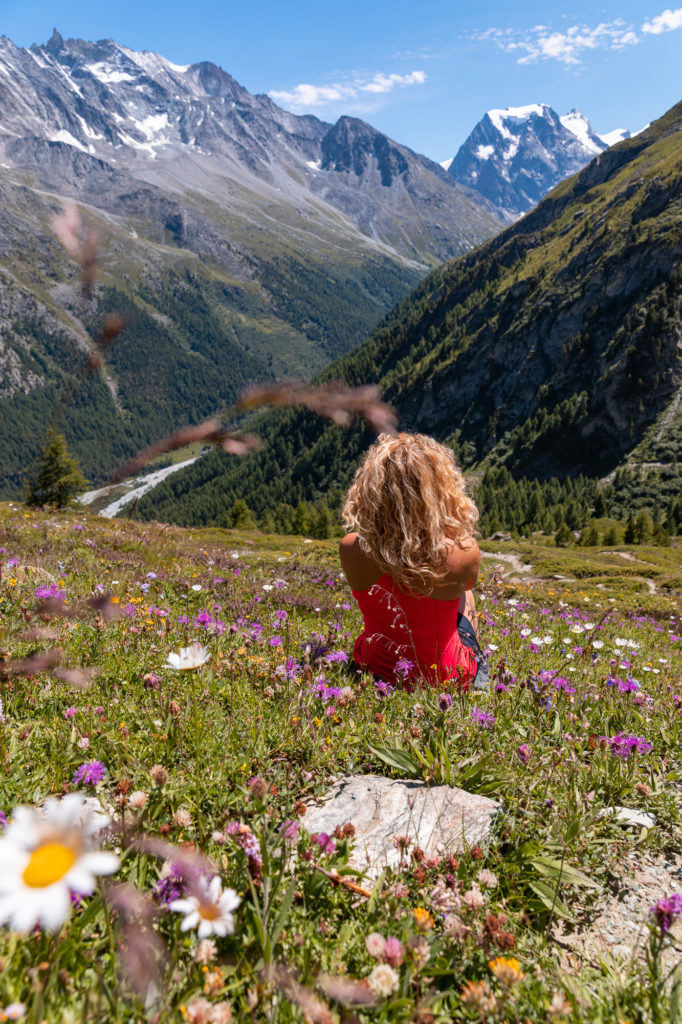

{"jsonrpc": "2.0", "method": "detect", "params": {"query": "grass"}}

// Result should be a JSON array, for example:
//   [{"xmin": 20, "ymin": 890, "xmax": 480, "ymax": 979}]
[{"xmin": 0, "ymin": 502, "xmax": 681, "ymax": 1022}]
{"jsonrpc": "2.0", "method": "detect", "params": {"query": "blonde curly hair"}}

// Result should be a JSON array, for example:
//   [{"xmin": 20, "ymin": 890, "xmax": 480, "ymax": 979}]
[{"xmin": 342, "ymin": 432, "xmax": 479, "ymax": 592}]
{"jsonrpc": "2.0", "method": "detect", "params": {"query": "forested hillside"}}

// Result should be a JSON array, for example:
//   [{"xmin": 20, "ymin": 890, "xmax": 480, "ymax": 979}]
[{"xmin": 135, "ymin": 100, "xmax": 682, "ymax": 537}]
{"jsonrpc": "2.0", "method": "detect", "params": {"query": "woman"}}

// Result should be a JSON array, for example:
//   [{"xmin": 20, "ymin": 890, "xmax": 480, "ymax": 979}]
[{"xmin": 339, "ymin": 432, "xmax": 488, "ymax": 691}]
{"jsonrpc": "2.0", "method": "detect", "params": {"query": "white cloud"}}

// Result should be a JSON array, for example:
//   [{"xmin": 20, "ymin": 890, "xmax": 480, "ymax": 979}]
[
  {"xmin": 642, "ymin": 6, "xmax": 682, "ymax": 33},
  {"xmin": 269, "ymin": 70, "xmax": 426, "ymax": 109},
  {"xmin": 480, "ymin": 18, "xmax": 639, "ymax": 65}
]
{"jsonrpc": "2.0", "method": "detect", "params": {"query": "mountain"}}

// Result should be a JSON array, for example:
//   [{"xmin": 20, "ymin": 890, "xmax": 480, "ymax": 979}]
[
  {"xmin": 447, "ymin": 103, "xmax": 618, "ymax": 221},
  {"xmin": 0, "ymin": 30, "xmax": 503, "ymax": 497},
  {"xmin": 134, "ymin": 99, "xmax": 682, "ymax": 528}
]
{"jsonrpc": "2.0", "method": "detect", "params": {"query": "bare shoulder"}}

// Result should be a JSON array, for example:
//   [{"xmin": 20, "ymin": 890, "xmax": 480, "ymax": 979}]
[
  {"xmin": 444, "ymin": 536, "xmax": 481, "ymax": 588},
  {"xmin": 339, "ymin": 533, "xmax": 382, "ymax": 590}
]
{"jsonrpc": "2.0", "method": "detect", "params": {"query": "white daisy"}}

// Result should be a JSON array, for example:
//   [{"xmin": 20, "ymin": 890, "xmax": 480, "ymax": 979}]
[
  {"xmin": 169, "ymin": 876, "xmax": 240, "ymax": 938},
  {"xmin": 164, "ymin": 643, "xmax": 210, "ymax": 671},
  {"xmin": 0, "ymin": 794, "xmax": 119, "ymax": 932}
]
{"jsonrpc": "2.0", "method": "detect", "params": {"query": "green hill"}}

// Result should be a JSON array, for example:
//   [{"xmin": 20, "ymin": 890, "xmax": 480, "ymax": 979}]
[{"xmin": 135, "ymin": 100, "xmax": 682, "ymax": 532}]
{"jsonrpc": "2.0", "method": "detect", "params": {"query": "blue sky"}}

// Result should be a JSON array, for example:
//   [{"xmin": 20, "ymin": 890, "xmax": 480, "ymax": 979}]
[{"xmin": 2, "ymin": 1, "xmax": 680, "ymax": 160}]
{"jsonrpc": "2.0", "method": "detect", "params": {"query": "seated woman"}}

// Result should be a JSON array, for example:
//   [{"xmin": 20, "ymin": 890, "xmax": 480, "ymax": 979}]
[{"xmin": 339, "ymin": 432, "xmax": 488, "ymax": 691}]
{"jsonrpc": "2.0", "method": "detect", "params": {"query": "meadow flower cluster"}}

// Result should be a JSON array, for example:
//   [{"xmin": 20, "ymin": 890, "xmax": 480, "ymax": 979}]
[{"xmin": 0, "ymin": 504, "xmax": 680, "ymax": 1021}]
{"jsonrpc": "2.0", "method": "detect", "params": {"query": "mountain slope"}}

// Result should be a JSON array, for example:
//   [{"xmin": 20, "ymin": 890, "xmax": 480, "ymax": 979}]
[
  {"xmin": 0, "ymin": 30, "xmax": 503, "ymax": 497},
  {"xmin": 135, "ymin": 100, "xmax": 682, "ymax": 527},
  {"xmin": 448, "ymin": 104, "xmax": 611, "ymax": 220}
]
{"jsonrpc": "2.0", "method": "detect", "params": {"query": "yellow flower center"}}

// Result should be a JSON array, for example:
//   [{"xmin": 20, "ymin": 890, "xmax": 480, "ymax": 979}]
[
  {"xmin": 198, "ymin": 902, "xmax": 221, "ymax": 921},
  {"xmin": 22, "ymin": 842, "xmax": 76, "ymax": 888}
]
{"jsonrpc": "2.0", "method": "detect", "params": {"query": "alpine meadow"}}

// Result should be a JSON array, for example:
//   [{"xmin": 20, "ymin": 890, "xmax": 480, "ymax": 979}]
[{"xmin": 0, "ymin": 17, "xmax": 681, "ymax": 1024}]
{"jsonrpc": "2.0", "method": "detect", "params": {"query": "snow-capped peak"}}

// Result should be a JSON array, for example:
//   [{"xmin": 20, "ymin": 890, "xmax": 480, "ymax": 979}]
[
  {"xmin": 598, "ymin": 127, "xmax": 631, "ymax": 146},
  {"xmin": 560, "ymin": 108, "xmax": 605, "ymax": 155}
]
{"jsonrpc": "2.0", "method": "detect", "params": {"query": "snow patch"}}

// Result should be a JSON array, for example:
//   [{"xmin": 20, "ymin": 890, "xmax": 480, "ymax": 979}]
[
  {"xmin": 475, "ymin": 144, "xmax": 495, "ymax": 161},
  {"xmin": 560, "ymin": 109, "xmax": 604, "ymax": 154},
  {"xmin": 136, "ymin": 112, "xmax": 170, "ymax": 139},
  {"xmin": 598, "ymin": 128, "xmax": 631, "ymax": 146},
  {"xmin": 76, "ymin": 115, "xmax": 104, "ymax": 141},
  {"xmin": 440, "ymin": 157, "xmax": 453, "ymax": 171},
  {"xmin": 306, "ymin": 159, "xmax": 321, "ymax": 170},
  {"xmin": 86, "ymin": 62, "xmax": 135, "ymax": 84},
  {"xmin": 119, "ymin": 46, "xmax": 188, "ymax": 78},
  {"xmin": 50, "ymin": 130, "xmax": 94, "ymax": 154},
  {"xmin": 488, "ymin": 103, "xmax": 547, "ymax": 138},
  {"xmin": 116, "ymin": 130, "xmax": 158, "ymax": 158}
]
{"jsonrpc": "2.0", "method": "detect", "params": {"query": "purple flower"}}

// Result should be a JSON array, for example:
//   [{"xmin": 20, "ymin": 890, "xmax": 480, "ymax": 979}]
[
  {"xmin": 326, "ymin": 650, "xmax": 349, "ymax": 663},
  {"xmin": 280, "ymin": 819, "xmax": 299, "ymax": 842},
  {"xmin": 516, "ymin": 743, "xmax": 530, "ymax": 764},
  {"xmin": 604, "ymin": 733, "xmax": 653, "ymax": 757},
  {"xmin": 274, "ymin": 609, "xmax": 288, "ymax": 623},
  {"xmin": 0, "ymin": 811, "xmax": 7, "ymax": 829},
  {"xmin": 270, "ymin": 635, "xmax": 283, "ymax": 647},
  {"xmin": 471, "ymin": 708, "xmax": 495, "ymax": 729},
  {"xmin": 373, "ymin": 679, "xmax": 395, "ymax": 699},
  {"xmin": 394, "ymin": 658, "xmax": 415, "ymax": 679},
  {"xmin": 177, "ymin": 614, "xmax": 189, "ymax": 624},
  {"xmin": 276, "ymin": 657, "xmax": 302, "ymax": 682},
  {"xmin": 154, "ymin": 862, "xmax": 189, "ymax": 906},
  {"xmin": 35, "ymin": 584, "xmax": 60, "ymax": 599},
  {"xmin": 73, "ymin": 760, "xmax": 107, "ymax": 787},
  {"xmin": 438, "ymin": 693, "xmax": 453, "ymax": 710},
  {"xmin": 64, "ymin": 706, "xmax": 77, "ymax": 720},
  {"xmin": 553, "ymin": 677, "xmax": 576, "ymax": 695},
  {"xmin": 311, "ymin": 832, "xmax": 336, "ymax": 855},
  {"xmin": 650, "ymin": 894, "xmax": 682, "ymax": 933}
]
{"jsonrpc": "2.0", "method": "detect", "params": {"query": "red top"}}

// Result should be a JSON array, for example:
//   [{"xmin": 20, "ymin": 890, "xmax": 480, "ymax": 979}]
[{"xmin": 351, "ymin": 572, "xmax": 477, "ymax": 688}]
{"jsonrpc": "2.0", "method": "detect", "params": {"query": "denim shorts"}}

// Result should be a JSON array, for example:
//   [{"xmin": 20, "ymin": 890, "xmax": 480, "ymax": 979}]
[{"xmin": 457, "ymin": 614, "xmax": 490, "ymax": 691}]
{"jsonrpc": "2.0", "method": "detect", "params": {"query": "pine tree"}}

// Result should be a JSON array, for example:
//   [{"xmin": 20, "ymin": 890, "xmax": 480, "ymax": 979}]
[
  {"xmin": 25, "ymin": 430, "xmax": 87, "ymax": 509},
  {"xmin": 623, "ymin": 514, "xmax": 636, "ymax": 544},
  {"xmin": 555, "ymin": 522, "xmax": 572, "ymax": 547}
]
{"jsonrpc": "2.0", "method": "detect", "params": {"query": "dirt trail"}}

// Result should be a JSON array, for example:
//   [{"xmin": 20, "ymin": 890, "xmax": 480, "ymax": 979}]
[{"xmin": 481, "ymin": 551, "xmax": 532, "ymax": 576}]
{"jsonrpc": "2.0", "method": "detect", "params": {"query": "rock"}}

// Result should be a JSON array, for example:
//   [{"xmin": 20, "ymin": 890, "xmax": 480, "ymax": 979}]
[
  {"xmin": 489, "ymin": 532, "xmax": 512, "ymax": 542},
  {"xmin": 304, "ymin": 774, "xmax": 500, "ymax": 878},
  {"xmin": 598, "ymin": 806, "xmax": 656, "ymax": 829}
]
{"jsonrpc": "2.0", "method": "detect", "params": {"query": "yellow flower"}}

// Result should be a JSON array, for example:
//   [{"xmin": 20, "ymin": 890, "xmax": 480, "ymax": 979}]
[
  {"xmin": 413, "ymin": 907, "xmax": 434, "ymax": 932},
  {"xmin": 489, "ymin": 956, "xmax": 524, "ymax": 986}
]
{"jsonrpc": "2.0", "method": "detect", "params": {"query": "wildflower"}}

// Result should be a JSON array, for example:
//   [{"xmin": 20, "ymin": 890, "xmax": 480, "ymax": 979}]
[
  {"xmin": 154, "ymin": 861, "xmax": 188, "ymax": 906},
  {"xmin": 174, "ymin": 809, "xmax": 192, "ymax": 827},
  {"xmin": 366, "ymin": 963, "xmax": 400, "ymax": 998},
  {"xmin": 77, "ymin": 737, "xmax": 90, "ymax": 750},
  {"xmin": 463, "ymin": 887, "xmax": 485, "ymax": 910},
  {"xmin": 413, "ymin": 907, "xmax": 434, "ymax": 932},
  {"xmin": 186, "ymin": 996, "xmax": 213, "ymax": 1023},
  {"xmin": 0, "ymin": 794, "xmax": 119, "ymax": 931},
  {"xmin": 73, "ymin": 761, "xmax": 107, "ymax": 787},
  {"xmin": 548, "ymin": 990, "xmax": 572, "ymax": 1017},
  {"xmin": 438, "ymin": 693, "xmax": 453, "ymax": 710},
  {"xmin": 365, "ymin": 932, "xmax": 386, "ymax": 958},
  {"xmin": 383, "ymin": 936, "xmax": 404, "ymax": 966},
  {"xmin": 408, "ymin": 933, "xmax": 431, "ymax": 966},
  {"xmin": 170, "ymin": 875, "xmax": 240, "ymax": 938},
  {"xmin": 150, "ymin": 764, "xmax": 169, "ymax": 787},
  {"xmin": 310, "ymin": 832, "xmax": 336, "ymax": 855},
  {"xmin": 394, "ymin": 657, "xmax": 414, "ymax": 679},
  {"xmin": 489, "ymin": 956, "xmax": 524, "ymax": 986},
  {"xmin": 443, "ymin": 914, "xmax": 469, "ymax": 941},
  {"xmin": 280, "ymin": 820, "xmax": 299, "ymax": 842},
  {"xmin": 650, "ymin": 893, "xmax": 682, "ymax": 933},
  {"xmin": 460, "ymin": 979, "xmax": 488, "ymax": 1006},
  {"xmin": 478, "ymin": 869, "xmax": 498, "ymax": 888},
  {"xmin": 248, "ymin": 777, "xmax": 268, "ymax": 799},
  {"xmin": 64, "ymin": 706, "xmax": 77, "ymax": 720},
  {"xmin": 195, "ymin": 938, "xmax": 218, "ymax": 963},
  {"xmin": 208, "ymin": 1004, "xmax": 232, "ymax": 1024},
  {"xmin": 516, "ymin": 743, "xmax": 530, "ymax": 764},
  {"xmin": 128, "ymin": 791, "xmax": 149, "ymax": 810},
  {"xmin": 164, "ymin": 643, "xmax": 210, "ymax": 671},
  {"xmin": 470, "ymin": 708, "xmax": 495, "ymax": 729},
  {"xmin": 604, "ymin": 733, "xmax": 653, "ymax": 757},
  {"xmin": 3, "ymin": 1004, "xmax": 26, "ymax": 1020}
]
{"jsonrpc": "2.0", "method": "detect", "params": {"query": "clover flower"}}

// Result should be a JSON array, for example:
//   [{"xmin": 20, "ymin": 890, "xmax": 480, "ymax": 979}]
[
  {"xmin": 366, "ymin": 963, "xmax": 399, "ymax": 998},
  {"xmin": 0, "ymin": 794, "xmax": 119, "ymax": 932}
]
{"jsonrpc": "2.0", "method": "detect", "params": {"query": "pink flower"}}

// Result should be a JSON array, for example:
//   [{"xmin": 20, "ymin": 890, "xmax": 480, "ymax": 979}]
[
  {"xmin": 365, "ymin": 932, "xmax": 386, "ymax": 959},
  {"xmin": 383, "ymin": 936, "xmax": 404, "ymax": 967}
]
